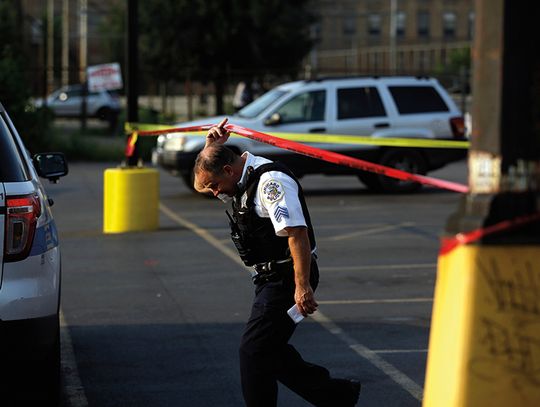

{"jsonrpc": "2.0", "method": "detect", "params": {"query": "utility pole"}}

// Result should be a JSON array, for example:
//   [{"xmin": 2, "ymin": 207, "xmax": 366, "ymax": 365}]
[
  {"xmin": 79, "ymin": 0, "xmax": 87, "ymax": 84},
  {"xmin": 389, "ymin": 0, "xmax": 397, "ymax": 74},
  {"xmin": 62, "ymin": 0, "xmax": 69, "ymax": 87},
  {"xmin": 79, "ymin": 0, "xmax": 87, "ymax": 131},
  {"xmin": 47, "ymin": 0, "xmax": 54, "ymax": 94},
  {"xmin": 126, "ymin": 0, "xmax": 139, "ymax": 166},
  {"xmin": 423, "ymin": 1, "xmax": 540, "ymax": 406}
]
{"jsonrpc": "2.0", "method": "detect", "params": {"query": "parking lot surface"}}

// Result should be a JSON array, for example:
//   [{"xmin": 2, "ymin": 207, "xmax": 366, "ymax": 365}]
[{"xmin": 51, "ymin": 160, "xmax": 467, "ymax": 406}]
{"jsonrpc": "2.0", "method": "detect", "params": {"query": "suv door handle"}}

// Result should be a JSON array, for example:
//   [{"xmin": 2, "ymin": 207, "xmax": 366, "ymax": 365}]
[
  {"xmin": 374, "ymin": 122, "xmax": 390, "ymax": 128},
  {"xmin": 309, "ymin": 128, "xmax": 326, "ymax": 133}
]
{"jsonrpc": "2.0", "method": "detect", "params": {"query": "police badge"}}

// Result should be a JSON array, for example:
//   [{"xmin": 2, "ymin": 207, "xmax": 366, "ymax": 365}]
[{"xmin": 261, "ymin": 179, "xmax": 284, "ymax": 204}]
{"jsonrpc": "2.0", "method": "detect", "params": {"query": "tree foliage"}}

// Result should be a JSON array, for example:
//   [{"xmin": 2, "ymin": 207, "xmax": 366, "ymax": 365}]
[
  {"xmin": 0, "ymin": 0, "xmax": 53, "ymax": 152},
  {"xmin": 139, "ymin": 0, "xmax": 315, "ymax": 113}
]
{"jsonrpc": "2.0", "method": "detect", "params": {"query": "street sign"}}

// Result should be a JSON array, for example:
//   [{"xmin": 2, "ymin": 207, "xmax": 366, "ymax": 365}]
[{"xmin": 87, "ymin": 63, "xmax": 123, "ymax": 92}]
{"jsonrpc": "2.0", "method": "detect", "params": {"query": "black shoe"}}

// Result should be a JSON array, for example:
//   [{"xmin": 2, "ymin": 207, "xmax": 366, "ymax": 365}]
[{"xmin": 348, "ymin": 379, "xmax": 361, "ymax": 406}]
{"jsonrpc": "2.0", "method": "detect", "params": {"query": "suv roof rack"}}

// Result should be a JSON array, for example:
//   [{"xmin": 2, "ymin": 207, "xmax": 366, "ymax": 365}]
[{"xmin": 305, "ymin": 75, "xmax": 433, "ymax": 83}]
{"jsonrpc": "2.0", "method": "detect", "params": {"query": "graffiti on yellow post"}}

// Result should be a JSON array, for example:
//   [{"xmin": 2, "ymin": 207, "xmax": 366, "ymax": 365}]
[{"xmin": 470, "ymin": 252, "xmax": 540, "ymax": 393}]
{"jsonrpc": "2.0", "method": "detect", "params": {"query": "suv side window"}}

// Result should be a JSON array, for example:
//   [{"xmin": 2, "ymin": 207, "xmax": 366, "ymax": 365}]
[
  {"xmin": 389, "ymin": 86, "xmax": 449, "ymax": 114},
  {"xmin": 0, "ymin": 113, "xmax": 28, "ymax": 182},
  {"xmin": 337, "ymin": 87, "xmax": 386, "ymax": 119},
  {"xmin": 274, "ymin": 90, "xmax": 326, "ymax": 123},
  {"xmin": 66, "ymin": 89, "xmax": 82, "ymax": 98}
]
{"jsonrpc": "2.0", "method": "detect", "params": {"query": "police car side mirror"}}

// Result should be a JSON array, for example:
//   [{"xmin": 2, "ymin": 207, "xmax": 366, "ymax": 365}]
[
  {"xmin": 264, "ymin": 113, "xmax": 282, "ymax": 126},
  {"xmin": 33, "ymin": 152, "xmax": 69, "ymax": 183}
]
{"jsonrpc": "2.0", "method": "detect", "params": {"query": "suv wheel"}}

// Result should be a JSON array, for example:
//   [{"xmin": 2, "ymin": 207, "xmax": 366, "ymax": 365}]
[
  {"xmin": 97, "ymin": 106, "xmax": 112, "ymax": 121},
  {"xmin": 370, "ymin": 149, "xmax": 427, "ymax": 193}
]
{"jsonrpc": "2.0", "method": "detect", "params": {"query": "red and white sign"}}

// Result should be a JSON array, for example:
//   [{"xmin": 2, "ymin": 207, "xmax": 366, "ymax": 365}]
[{"xmin": 87, "ymin": 63, "xmax": 123, "ymax": 92}]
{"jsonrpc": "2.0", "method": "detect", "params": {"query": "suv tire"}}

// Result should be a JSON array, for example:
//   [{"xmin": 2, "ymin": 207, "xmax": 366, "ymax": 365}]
[
  {"xmin": 367, "ymin": 149, "xmax": 427, "ymax": 193},
  {"xmin": 97, "ymin": 106, "xmax": 112, "ymax": 121}
]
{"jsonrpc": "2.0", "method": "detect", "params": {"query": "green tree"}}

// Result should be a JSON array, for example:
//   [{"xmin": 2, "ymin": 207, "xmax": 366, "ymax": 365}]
[
  {"xmin": 140, "ymin": 0, "xmax": 315, "ymax": 114},
  {"xmin": 0, "ymin": 0, "xmax": 53, "ymax": 152}
]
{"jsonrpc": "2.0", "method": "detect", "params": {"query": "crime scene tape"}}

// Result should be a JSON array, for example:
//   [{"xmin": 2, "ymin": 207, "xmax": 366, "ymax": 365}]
[
  {"xmin": 125, "ymin": 122, "xmax": 469, "ymax": 193},
  {"xmin": 125, "ymin": 122, "xmax": 470, "ymax": 149},
  {"xmin": 439, "ymin": 212, "xmax": 540, "ymax": 255}
]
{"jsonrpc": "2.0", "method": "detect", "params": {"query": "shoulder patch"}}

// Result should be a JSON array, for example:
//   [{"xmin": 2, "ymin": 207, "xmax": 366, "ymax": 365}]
[{"xmin": 260, "ymin": 178, "xmax": 284, "ymax": 205}]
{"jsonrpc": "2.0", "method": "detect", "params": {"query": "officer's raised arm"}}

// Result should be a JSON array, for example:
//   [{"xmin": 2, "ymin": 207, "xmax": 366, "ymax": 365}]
[{"xmin": 205, "ymin": 117, "xmax": 230, "ymax": 148}]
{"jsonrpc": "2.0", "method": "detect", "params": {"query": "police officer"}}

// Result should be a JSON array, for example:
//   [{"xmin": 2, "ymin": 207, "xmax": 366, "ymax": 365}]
[{"xmin": 193, "ymin": 119, "xmax": 361, "ymax": 407}]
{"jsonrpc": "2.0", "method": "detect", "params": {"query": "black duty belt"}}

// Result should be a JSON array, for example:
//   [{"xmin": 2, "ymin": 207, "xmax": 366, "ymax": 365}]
[{"xmin": 252, "ymin": 258, "xmax": 293, "ymax": 284}]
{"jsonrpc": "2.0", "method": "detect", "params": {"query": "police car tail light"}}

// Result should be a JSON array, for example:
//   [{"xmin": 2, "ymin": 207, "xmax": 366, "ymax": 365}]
[
  {"xmin": 4, "ymin": 194, "xmax": 41, "ymax": 262},
  {"xmin": 450, "ymin": 116, "xmax": 465, "ymax": 139}
]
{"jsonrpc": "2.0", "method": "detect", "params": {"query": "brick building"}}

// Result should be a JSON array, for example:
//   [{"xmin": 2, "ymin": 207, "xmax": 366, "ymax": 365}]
[{"xmin": 310, "ymin": 0, "xmax": 474, "ymax": 76}]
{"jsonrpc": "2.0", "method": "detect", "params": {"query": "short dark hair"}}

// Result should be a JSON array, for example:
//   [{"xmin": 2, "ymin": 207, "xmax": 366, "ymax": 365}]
[{"xmin": 194, "ymin": 144, "xmax": 239, "ymax": 176}]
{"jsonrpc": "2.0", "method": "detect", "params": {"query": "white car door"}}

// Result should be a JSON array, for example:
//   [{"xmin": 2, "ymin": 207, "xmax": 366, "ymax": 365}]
[
  {"xmin": 52, "ymin": 88, "xmax": 82, "ymax": 116},
  {"xmin": 256, "ymin": 89, "xmax": 328, "ymax": 155},
  {"xmin": 329, "ymin": 85, "xmax": 391, "ymax": 136}
]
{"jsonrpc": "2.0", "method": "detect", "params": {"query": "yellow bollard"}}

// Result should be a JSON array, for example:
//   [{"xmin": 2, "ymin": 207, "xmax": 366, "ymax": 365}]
[
  {"xmin": 423, "ymin": 245, "xmax": 540, "ymax": 406},
  {"xmin": 103, "ymin": 167, "xmax": 159, "ymax": 233}
]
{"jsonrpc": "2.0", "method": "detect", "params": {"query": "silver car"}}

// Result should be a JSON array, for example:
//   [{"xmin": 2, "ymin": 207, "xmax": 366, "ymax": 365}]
[
  {"xmin": 35, "ymin": 84, "xmax": 121, "ymax": 122},
  {"xmin": 0, "ymin": 102, "xmax": 68, "ymax": 403}
]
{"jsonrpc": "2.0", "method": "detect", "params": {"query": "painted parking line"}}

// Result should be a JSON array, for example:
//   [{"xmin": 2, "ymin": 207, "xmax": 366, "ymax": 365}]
[
  {"xmin": 318, "ymin": 297, "xmax": 433, "ymax": 305},
  {"xmin": 322, "ymin": 222, "xmax": 416, "ymax": 242},
  {"xmin": 159, "ymin": 201, "xmax": 424, "ymax": 402},
  {"xmin": 312, "ymin": 311, "xmax": 424, "ymax": 401},
  {"xmin": 372, "ymin": 349, "xmax": 428, "ymax": 354},
  {"xmin": 60, "ymin": 311, "xmax": 89, "ymax": 407},
  {"xmin": 319, "ymin": 263, "xmax": 436, "ymax": 272}
]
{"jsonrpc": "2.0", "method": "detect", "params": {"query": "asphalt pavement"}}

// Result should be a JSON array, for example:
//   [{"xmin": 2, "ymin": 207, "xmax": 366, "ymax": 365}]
[{"xmin": 49, "ymin": 159, "xmax": 467, "ymax": 407}]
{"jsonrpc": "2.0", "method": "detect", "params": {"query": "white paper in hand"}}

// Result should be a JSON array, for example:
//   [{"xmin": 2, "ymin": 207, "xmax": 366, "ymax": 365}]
[{"xmin": 287, "ymin": 305, "xmax": 305, "ymax": 324}]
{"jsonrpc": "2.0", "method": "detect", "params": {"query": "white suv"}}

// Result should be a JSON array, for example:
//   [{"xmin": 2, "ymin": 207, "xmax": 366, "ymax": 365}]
[
  {"xmin": 155, "ymin": 76, "xmax": 466, "ymax": 192},
  {"xmin": 0, "ymin": 102, "xmax": 68, "ymax": 404}
]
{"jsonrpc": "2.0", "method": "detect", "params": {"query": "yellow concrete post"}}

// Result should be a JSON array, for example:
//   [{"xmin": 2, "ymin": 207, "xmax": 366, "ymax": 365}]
[
  {"xmin": 423, "ymin": 0, "xmax": 540, "ymax": 404},
  {"xmin": 424, "ymin": 245, "xmax": 540, "ymax": 406},
  {"xmin": 103, "ymin": 167, "xmax": 159, "ymax": 233}
]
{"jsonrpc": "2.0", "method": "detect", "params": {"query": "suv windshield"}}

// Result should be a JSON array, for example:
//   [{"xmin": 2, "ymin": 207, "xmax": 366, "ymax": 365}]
[
  {"xmin": 0, "ymin": 113, "xmax": 27, "ymax": 182},
  {"xmin": 237, "ymin": 88, "xmax": 288, "ymax": 119}
]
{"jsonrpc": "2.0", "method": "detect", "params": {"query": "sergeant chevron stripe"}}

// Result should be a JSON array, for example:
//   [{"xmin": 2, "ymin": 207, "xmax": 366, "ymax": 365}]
[{"xmin": 274, "ymin": 206, "xmax": 289, "ymax": 222}]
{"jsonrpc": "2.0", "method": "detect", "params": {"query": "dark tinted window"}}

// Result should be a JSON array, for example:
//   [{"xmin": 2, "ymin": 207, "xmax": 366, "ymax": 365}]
[
  {"xmin": 0, "ymin": 113, "xmax": 27, "ymax": 182},
  {"xmin": 66, "ymin": 89, "xmax": 82, "ymax": 97},
  {"xmin": 389, "ymin": 86, "xmax": 449, "ymax": 114},
  {"xmin": 337, "ymin": 87, "xmax": 386, "ymax": 119}
]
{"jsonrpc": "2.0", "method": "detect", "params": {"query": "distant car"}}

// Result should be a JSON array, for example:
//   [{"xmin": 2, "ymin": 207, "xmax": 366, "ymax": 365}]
[
  {"xmin": 154, "ymin": 76, "xmax": 467, "ymax": 193},
  {"xmin": 0, "ymin": 102, "xmax": 68, "ymax": 403},
  {"xmin": 34, "ymin": 84, "xmax": 121, "ymax": 122}
]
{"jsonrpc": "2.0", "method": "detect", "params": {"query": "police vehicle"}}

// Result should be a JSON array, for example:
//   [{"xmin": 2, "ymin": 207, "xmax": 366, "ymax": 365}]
[
  {"xmin": 0, "ymin": 101, "xmax": 68, "ymax": 403},
  {"xmin": 154, "ymin": 76, "xmax": 467, "ymax": 193}
]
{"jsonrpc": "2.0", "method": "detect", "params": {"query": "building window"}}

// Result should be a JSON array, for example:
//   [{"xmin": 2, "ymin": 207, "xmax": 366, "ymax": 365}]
[
  {"xmin": 311, "ymin": 22, "xmax": 322, "ymax": 41},
  {"xmin": 396, "ymin": 12, "xmax": 406, "ymax": 38},
  {"xmin": 443, "ymin": 12, "xmax": 456, "ymax": 39},
  {"xmin": 368, "ymin": 13, "xmax": 381, "ymax": 36},
  {"xmin": 417, "ymin": 11, "xmax": 430, "ymax": 38},
  {"xmin": 343, "ymin": 15, "xmax": 356, "ymax": 36},
  {"xmin": 468, "ymin": 11, "xmax": 475, "ymax": 40}
]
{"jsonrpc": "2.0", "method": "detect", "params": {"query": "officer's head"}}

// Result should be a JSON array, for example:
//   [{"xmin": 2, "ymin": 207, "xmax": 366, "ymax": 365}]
[{"xmin": 194, "ymin": 145, "xmax": 242, "ymax": 197}]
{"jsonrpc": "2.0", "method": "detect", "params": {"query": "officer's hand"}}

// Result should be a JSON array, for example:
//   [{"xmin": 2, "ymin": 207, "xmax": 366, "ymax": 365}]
[
  {"xmin": 295, "ymin": 285, "xmax": 318, "ymax": 317},
  {"xmin": 205, "ymin": 118, "xmax": 230, "ymax": 148}
]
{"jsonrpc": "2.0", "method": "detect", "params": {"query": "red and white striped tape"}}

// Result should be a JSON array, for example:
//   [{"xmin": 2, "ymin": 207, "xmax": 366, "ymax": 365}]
[
  {"xmin": 126, "ymin": 123, "xmax": 469, "ymax": 193},
  {"xmin": 127, "ymin": 123, "xmax": 539, "ymax": 254}
]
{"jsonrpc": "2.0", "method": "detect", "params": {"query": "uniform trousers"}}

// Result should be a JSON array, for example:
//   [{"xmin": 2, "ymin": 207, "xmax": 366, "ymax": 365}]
[{"xmin": 239, "ymin": 260, "xmax": 354, "ymax": 406}]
